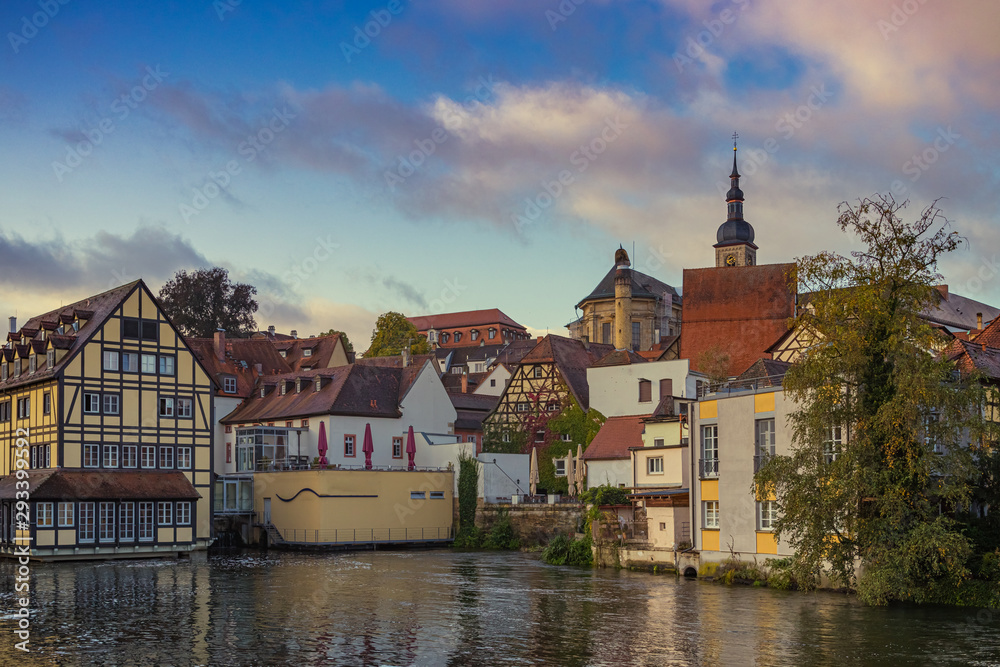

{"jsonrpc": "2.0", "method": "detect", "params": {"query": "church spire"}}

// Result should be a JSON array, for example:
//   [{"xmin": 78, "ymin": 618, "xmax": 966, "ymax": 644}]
[{"xmin": 714, "ymin": 133, "xmax": 757, "ymax": 267}]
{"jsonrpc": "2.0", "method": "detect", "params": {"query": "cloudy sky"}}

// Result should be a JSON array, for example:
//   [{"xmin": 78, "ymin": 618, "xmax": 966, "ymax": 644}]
[{"xmin": 1, "ymin": 0, "xmax": 997, "ymax": 348}]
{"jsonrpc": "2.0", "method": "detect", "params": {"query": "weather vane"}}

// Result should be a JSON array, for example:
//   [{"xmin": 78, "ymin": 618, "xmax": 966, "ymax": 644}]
[{"xmin": 732, "ymin": 131, "xmax": 739, "ymax": 150}]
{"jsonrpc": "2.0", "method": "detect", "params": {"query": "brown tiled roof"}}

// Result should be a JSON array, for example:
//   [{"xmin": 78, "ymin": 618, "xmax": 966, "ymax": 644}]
[
  {"xmin": 583, "ymin": 415, "xmax": 647, "ymax": 460},
  {"xmin": 520, "ymin": 335, "xmax": 616, "ymax": 410},
  {"xmin": 593, "ymin": 349, "xmax": 648, "ymax": 367},
  {"xmin": 0, "ymin": 470, "xmax": 200, "ymax": 501},
  {"xmin": 449, "ymin": 392, "xmax": 500, "ymax": 411},
  {"xmin": 407, "ymin": 309, "xmax": 526, "ymax": 332},
  {"xmin": 275, "ymin": 333, "xmax": 347, "ymax": 371},
  {"xmin": 493, "ymin": 339, "xmax": 536, "ymax": 367},
  {"xmin": 732, "ymin": 358, "xmax": 792, "ymax": 389},
  {"xmin": 0, "ymin": 281, "xmax": 141, "ymax": 392},
  {"xmin": 946, "ymin": 339, "xmax": 1000, "ymax": 379},
  {"xmin": 971, "ymin": 313, "xmax": 1000, "ymax": 349},
  {"xmin": 354, "ymin": 354, "xmax": 437, "ymax": 369},
  {"xmin": 680, "ymin": 264, "xmax": 797, "ymax": 377},
  {"xmin": 921, "ymin": 286, "xmax": 1000, "ymax": 331},
  {"xmin": 187, "ymin": 336, "xmax": 291, "ymax": 396},
  {"xmin": 222, "ymin": 364, "xmax": 421, "ymax": 423}
]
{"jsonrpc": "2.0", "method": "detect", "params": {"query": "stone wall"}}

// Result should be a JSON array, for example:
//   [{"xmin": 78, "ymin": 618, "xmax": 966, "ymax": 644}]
[{"xmin": 476, "ymin": 502, "xmax": 586, "ymax": 546}]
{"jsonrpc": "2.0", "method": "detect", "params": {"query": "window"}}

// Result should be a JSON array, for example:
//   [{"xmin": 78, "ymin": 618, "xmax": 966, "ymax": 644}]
[
  {"xmin": 755, "ymin": 419, "xmax": 775, "ymax": 457},
  {"xmin": 141, "ymin": 445, "xmax": 156, "ymax": 469},
  {"xmin": 490, "ymin": 379, "xmax": 496, "ymax": 387},
  {"xmin": 1, "ymin": 363, "xmax": 6, "ymax": 381},
  {"xmin": 223, "ymin": 376, "xmax": 237, "ymax": 393},
  {"xmin": 467, "ymin": 435, "xmax": 476, "ymax": 443},
  {"xmin": 122, "ymin": 445, "xmax": 137, "ymax": 468},
  {"xmin": 757, "ymin": 500, "xmax": 778, "ymax": 531},
  {"xmin": 123, "ymin": 318, "xmax": 140, "ymax": 339},
  {"xmin": 37, "ymin": 502, "xmax": 53, "ymax": 528},
  {"xmin": 440, "ymin": 333, "xmax": 449, "ymax": 344},
  {"xmin": 533, "ymin": 367, "xmax": 543, "ymax": 378},
  {"xmin": 141, "ymin": 320, "xmax": 158, "ymax": 341},
  {"xmin": 30, "ymin": 446, "xmax": 37, "ymax": 469},
  {"xmin": 103, "ymin": 394, "xmax": 120, "ymax": 415},
  {"xmin": 45, "ymin": 444, "xmax": 50, "ymax": 468},
  {"xmin": 83, "ymin": 392, "xmax": 100, "ymax": 414},
  {"xmin": 159, "ymin": 397, "xmax": 174, "ymax": 417},
  {"xmin": 547, "ymin": 403, "xmax": 558, "ymax": 412},
  {"xmin": 602, "ymin": 322, "xmax": 611, "ymax": 344},
  {"xmin": 502, "ymin": 432, "xmax": 510, "ymax": 443},
  {"xmin": 345, "ymin": 434, "xmax": 355, "ymax": 457},
  {"xmin": 648, "ymin": 456, "xmax": 664, "ymax": 474},
  {"xmin": 43, "ymin": 392, "xmax": 51, "ymax": 415},
  {"xmin": 660, "ymin": 522, "xmax": 667, "ymax": 531},
  {"xmin": 58, "ymin": 502, "xmax": 74, "ymax": 527},
  {"xmin": 122, "ymin": 352, "xmax": 138, "ymax": 372},
  {"xmin": 99, "ymin": 502, "xmax": 115, "ymax": 542},
  {"xmin": 176, "ymin": 502, "xmax": 191, "ymax": 526},
  {"xmin": 103, "ymin": 350, "xmax": 119, "ymax": 371},
  {"xmin": 488, "ymin": 328, "xmax": 496, "ymax": 339},
  {"xmin": 451, "ymin": 367, "xmax": 463, "ymax": 375},
  {"xmin": 158, "ymin": 447, "xmax": 174, "ymax": 469},
  {"xmin": 517, "ymin": 402, "xmax": 529, "ymax": 412},
  {"xmin": 560, "ymin": 434, "xmax": 572, "ymax": 442},
  {"xmin": 178, "ymin": 447, "xmax": 192, "ymax": 469},
  {"xmin": 120, "ymin": 502, "xmax": 134, "ymax": 541},
  {"xmin": 654, "ymin": 438, "xmax": 664, "ymax": 447},
  {"xmin": 17, "ymin": 397, "xmax": 29, "ymax": 419},
  {"xmin": 410, "ymin": 491, "xmax": 426, "ymax": 499},
  {"xmin": 141, "ymin": 354, "xmax": 157, "ymax": 374},
  {"xmin": 79, "ymin": 502, "xmax": 95, "ymax": 542},
  {"xmin": 659, "ymin": 378, "xmax": 673, "ymax": 400},
  {"xmin": 701, "ymin": 424, "xmax": 718, "ymax": 478},
  {"xmin": 28, "ymin": 355, "xmax": 36, "ymax": 374},
  {"xmin": 925, "ymin": 412, "xmax": 943, "ymax": 454},
  {"xmin": 535, "ymin": 430, "xmax": 545, "ymax": 443},
  {"xmin": 471, "ymin": 330, "xmax": 479, "ymax": 341},
  {"xmin": 430, "ymin": 491, "xmax": 445, "ymax": 499},
  {"xmin": 454, "ymin": 332, "xmax": 462, "ymax": 343},
  {"xmin": 138, "ymin": 502, "xmax": 154, "ymax": 541},
  {"xmin": 303, "ymin": 348, "xmax": 312, "ymax": 357},
  {"xmin": 83, "ymin": 444, "xmax": 100, "ymax": 468},
  {"xmin": 301, "ymin": 419, "xmax": 309, "ymax": 427},
  {"xmin": 823, "ymin": 426, "xmax": 842, "ymax": 463},
  {"xmin": 703, "ymin": 500, "xmax": 720, "ymax": 529},
  {"xmin": 0, "ymin": 401, "xmax": 9, "ymax": 422},
  {"xmin": 14, "ymin": 359, "xmax": 20, "ymax": 376},
  {"xmin": 555, "ymin": 459, "xmax": 566, "ymax": 476},
  {"xmin": 158, "ymin": 502, "xmax": 172, "ymax": 526},
  {"xmin": 176, "ymin": 398, "xmax": 192, "ymax": 418},
  {"xmin": 103, "ymin": 445, "xmax": 119, "ymax": 468},
  {"xmin": 392, "ymin": 437, "xmax": 403, "ymax": 458},
  {"xmin": 639, "ymin": 379, "xmax": 652, "ymax": 403},
  {"xmin": 632, "ymin": 321, "xmax": 641, "ymax": 350},
  {"xmin": 159, "ymin": 355, "xmax": 175, "ymax": 376}
]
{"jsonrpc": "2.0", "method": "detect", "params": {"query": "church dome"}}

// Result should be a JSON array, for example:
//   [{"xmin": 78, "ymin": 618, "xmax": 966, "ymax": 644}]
[{"xmin": 717, "ymin": 218, "xmax": 755, "ymax": 244}]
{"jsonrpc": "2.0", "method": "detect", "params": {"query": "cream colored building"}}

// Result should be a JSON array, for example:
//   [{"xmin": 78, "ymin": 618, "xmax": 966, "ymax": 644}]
[{"xmin": 630, "ymin": 406, "xmax": 692, "ymax": 550}]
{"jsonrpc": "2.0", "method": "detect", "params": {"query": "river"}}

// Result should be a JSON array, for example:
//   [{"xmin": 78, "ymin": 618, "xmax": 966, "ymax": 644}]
[{"xmin": 0, "ymin": 549, "xmax": 998, "ymax": 666}]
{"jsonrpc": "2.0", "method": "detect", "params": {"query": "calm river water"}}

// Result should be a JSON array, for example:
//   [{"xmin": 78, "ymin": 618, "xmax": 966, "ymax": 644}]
[{"xmin": 0, "ymin": 549, "xmax": 998, "ymax": 666}]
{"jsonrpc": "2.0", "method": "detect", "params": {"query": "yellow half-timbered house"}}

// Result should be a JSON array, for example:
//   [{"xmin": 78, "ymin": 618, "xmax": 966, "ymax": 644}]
[{"xmin": 0, "ymin": 280, "xmax": 214, "ymax": 560}]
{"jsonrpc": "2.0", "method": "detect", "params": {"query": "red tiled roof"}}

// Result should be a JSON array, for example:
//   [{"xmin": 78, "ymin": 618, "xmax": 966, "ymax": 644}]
[
  {"xmin": 583, "ymin": 415, "xmax": 647, "ymax": 461},
  {"xmin": 407, "ymin": 309, "xmax": 526, "ymax": 332},
  {"xmin": 0, "ymin": 470, "xmax": 200, "ymax": 501},
  {"xmin": 946, "ymin": 339, "xmax": 1000, "ymax": 379},
  {"xmin": 187, "ymin": 336, "xmax": 291, "ymax": 397},
  {"xmin": 680, "ymin": 264, "xmax": 796, "ymax": 377},
  {"xmin": 593, "ymin": 349, "xmax": 648, "ymax": 367}
]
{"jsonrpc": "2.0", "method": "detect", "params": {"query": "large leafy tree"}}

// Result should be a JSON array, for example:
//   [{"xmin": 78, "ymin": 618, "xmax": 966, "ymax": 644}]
[
  {"xmin": 319, "ymin": 329, "xmax": 354, "ymax": 355},
  {"xmin": 755, "ymin": 195, "xmax": 991, "ymax": 605},
  {"xmin": 363, "ymin": 312, "xmax": 431, "ymax": 357},
  {"xmin": 158, "ymin": 267, "xmax": 258, "ymax": 338}
]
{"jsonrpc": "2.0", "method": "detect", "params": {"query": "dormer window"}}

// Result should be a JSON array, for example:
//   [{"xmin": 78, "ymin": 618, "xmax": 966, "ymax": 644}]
[
  {"xmin": 453, "ymin": 331, "xmax": 462, "ymax": 343},
  {"xmin": 428, "ymin": 330, "xmax": 438, "ymax": 343},
  {"xmin": 315, "ymin": 378, "xmax": 322, "ymax": 391},
  {"xmin": 295, "ymin": 378, "xmax": 302, "ymax": 393},
  {"xmin": 28, "ymin": 355, "xmax": 36, "ymax": 374},
  {"xmin": 470, "ymin": 330, "xmax": 479, "ymax": 341},
  {"xmin": 303, "ymin": 348, "xmax": 312, "ymax": 357},
  {"xmin": 279, "ymin": 350, "xmax": 287, "ymax": 358},
  {"xmin": 280, "ymin": 382, "xmax": 287, "ymax": 395},
  {"xmin": 47, "ymin": 350, "xmax": 55, "ymax": 368},
  {"xmin": 14, "ymin": 359, "xmax": 21, "ymax": 376},
  {"xmin": 489, "ymin": 328, "xmax": 496, "ymax": 339},
  {"xmin": 260, "ymin": 387, "xmax": 266, "ymax": 398},
  {"xmin": 1, "ymin": 363, "xmax": 6, "ymax": 381},
  {"xmin": 441, "ymin": 333, "xmax": 449, "ymax": 344},
  {"xmin": 223, "ymin": 376, "xmax": 237, "ymax": 393}
]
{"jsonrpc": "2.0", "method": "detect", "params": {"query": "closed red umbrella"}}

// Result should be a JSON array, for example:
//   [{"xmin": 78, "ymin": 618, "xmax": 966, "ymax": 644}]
[
  {"xmin": 317, "ymin": 421, "xmax": 329, "ymax": 468},
  {"xmin": 406, "ymin": 425, "xmax": 416, "ymax": 470},
  {"xmin": 362, "ymin": 422, "xmax": 374, "ymax": 469}
]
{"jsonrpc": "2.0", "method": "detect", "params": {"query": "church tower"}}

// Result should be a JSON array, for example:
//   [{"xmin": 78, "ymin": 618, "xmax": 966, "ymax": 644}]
[{"xmin": 714, "ymin": 134, "xmax": 757, "ymax": 268}]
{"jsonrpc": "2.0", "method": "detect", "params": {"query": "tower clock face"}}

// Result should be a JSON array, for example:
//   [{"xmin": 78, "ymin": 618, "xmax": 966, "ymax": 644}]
[
  {"xmin": 725, "ymin": 254, "xmax": 736, "ymax": 266},
  {"xmin": 747, "ymin": 255, "xmax": 754, "ymax": 266}
]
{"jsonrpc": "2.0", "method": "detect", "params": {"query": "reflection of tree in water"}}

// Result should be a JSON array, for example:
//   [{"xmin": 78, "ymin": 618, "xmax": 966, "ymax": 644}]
[
  {"xmin": 446, "ymin": 557, "xmax": 484, "ymax": 667},
  {"xmin": 525, "ymin": 566, "xmax": 596, "ymax": 667}
]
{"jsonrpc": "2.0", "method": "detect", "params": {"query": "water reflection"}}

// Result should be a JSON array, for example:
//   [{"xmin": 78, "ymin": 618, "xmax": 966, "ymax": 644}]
[{"xmin": 0, "ymin": 551, "xmax": 998, "ymax": 666}]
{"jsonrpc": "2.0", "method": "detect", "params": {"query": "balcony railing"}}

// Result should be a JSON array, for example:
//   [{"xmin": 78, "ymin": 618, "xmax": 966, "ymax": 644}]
[{"xmin": 699, "ymin": 458, "xmax": 719, "ymax": 478}]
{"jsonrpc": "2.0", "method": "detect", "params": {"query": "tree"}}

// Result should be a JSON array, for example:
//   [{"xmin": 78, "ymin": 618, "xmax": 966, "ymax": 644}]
[
  {"xmin": 697, "ymin": 344, "xmax": 731, "ymax": 388},
  {"xmin": 363, "ymin": 312, "xmax": 431, "ymax": 357},
  {"xmin": 158, "ymin": 267, "xmax": 258, "ymax": 338},
  {"xmin": 319, "ymin": 329, "xmax": 354, "ymax": 355},
  {"xmin": 755, "ymin": 195, "xmax": 991, "ymax": 605},
  {"xmin": 542, "ymin": 394, "xmax": 606, "ymax": 494}
]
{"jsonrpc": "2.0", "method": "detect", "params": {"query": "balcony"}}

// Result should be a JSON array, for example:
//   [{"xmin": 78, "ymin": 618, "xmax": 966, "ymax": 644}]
[{"xmin": 699, "ymin": 458, "xmax": 719, "ymax": 478}]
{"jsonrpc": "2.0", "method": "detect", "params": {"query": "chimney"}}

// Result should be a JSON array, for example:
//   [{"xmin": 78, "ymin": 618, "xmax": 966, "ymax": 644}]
[
  {"xmin": 461, "ymin": 371, "xmax": 468, "ymax": 393},
  {"xmin": 254, "ymin": 363, "xmax": 262, "ymax": 375},
  {"xmin": 213, "ymin": 330, "xmax": 226, "ymax": 362},
  {"xmin": 290, "ymin": 330, "xmax": 298, "ymax": 339},
  {"xmin": 402, "ymin": 347, "xmax": 411, "ymax": 367},
  {"xmin": 8, "ymin": 317, "xmax": 15, "ymax": 334},
  {"xmin": 977, "ymin": 312, "xmax": 983, "ymax": 330},
  {"xmin": 536, "ymin": 336, "xmax": 543, "ymax": 342},
  {"xmin": 935, "ymin": 284, "xmax": 949, "ymax": 300},
  {"xmin": 267, "ymin": 325, "xmax": 275, "ymax": 336}
]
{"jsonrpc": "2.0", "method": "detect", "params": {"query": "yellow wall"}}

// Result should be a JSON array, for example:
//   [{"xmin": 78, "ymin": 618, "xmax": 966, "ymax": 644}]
[
  {"xmin": 702, "ymin": 530, "xmax": 720, "ymax": 551},
  {"xmin": 0, "ymin": 379, "xmax": 59, "ymax": 475},
  {"xmin": 700, "ymin": 479, "xmax": 719, "ymax": 502},
  {"xmin": 756, "ymin": 532, "xmax": 778, "ymax": 554},
  {"xmin": 699, "ymin": 400, "xmax": 717, "ymax": 420},
  {"xmin": 255, "ymin": 469, "xmax": 454, "ymax": 537},
  {"xmin": 754, "ymin": 392, "xmax": 775, "ymax": 413}
]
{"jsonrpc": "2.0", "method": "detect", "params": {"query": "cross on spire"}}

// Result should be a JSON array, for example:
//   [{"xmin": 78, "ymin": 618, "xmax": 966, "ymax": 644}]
[{"xmin": 732, "ymin": 131, "xmax": 739, "ymax": 150}]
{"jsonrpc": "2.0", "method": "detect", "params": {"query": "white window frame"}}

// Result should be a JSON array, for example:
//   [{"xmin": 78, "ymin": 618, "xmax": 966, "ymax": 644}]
[
  {"xmin": 120, "ymin": 502, "xmax": 135, "ymax": 541},
  {"xmin": 99, "ymin": 502, "xmax": 116, "ymax": 542},
  {"xmin": 83, "ymin": 443, "xmax": 100, "ymax": 468},
  {"xmin": 176, "ymin": 398, "xmax": 192, "ymax": 418},
  {"xmin": 703, "ymin": 500, "xmax": 720, "ymax": 529},
  {"xmin": 303, "ymin": 348, "xmax": 312, "ymax": 357},
  {"xmin": 103, "ymin": 394, "xmax": 120, "ymax": 415},
  {"xmin": 103, "ymin": 350, "xmax": 119, "ymax": 371},
  {"xmin": 79, "ymin": 502, "xmax": 95, "ymax": 543},
  {"xmin": 757, "ymin": 500, "xmax": 778, "ymax": 531},
  {"xmin": 159, "ymin": 355, "xmax": 175, "ymax": 376},
  {"xmin": 223, "ymin": 376, "xmax": 237, "ymax": 393},
  {"xmin": 122, "ymin": 445, "xmax": 138, "ymax": 468},
  {"xmin": 159, "ymin": 447, "xmax": 174, "ymax": 469},
  {"xmin": 159, "ymin": 397, "xmax": 175, "ymax": 418},
  {"xmin": 83, "ymin": 392, "xmax": 100, "ymax": 414},
  {"xmin": 177, "ymin": 447, "xmax": 192, "ymax": 470},
  {"xmin": 37, "ymin": 502, "xmax": 54, "ymax": 528},
  {"xmin": 176, "ymin": 502, "xmax": 191, "ymax": 526},
  {"xmin": 141, "ymin": 445, "xmax": 156, "ymax": 469},
  {"xmin": 58, "ymin": 502, "xmax": 74, "ymax": 527},
  {"xmin": 122, "ymin": 352, "xmax": 138, "ymax": 373},
  {"xmin": 141, "ymin": 354, "xmax": 157, "ymax": 374},
  {"xmin": 648, "ymin": 456, "xmax": 664, "ymax": 475},
  {"xmin": 103, "ymin": 444, "xmax": 119, "ymax": 468},
  {"xmin": 158, "ymin": 502, "xmax": 172, "ymax": 526},
  {"xmin": 138, "ymin": 502, "xmax": 154, "ymax": 541},
  {"xmin": 554, "ymin": 459, "xmax": 566, "ymax": 476}
]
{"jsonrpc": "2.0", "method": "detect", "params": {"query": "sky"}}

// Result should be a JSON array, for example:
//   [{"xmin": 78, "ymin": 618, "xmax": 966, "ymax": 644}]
[{"xmin": 1, "ymin": 0, "xmax": 998, "ymax": 349}]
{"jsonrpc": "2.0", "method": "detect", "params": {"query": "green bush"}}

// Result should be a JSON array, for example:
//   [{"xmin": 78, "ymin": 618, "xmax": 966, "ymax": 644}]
[
  {"xmin": 582, "ymin": 484, "xmax": 630, "ymax": 507},
  {"xmin": 454, "ymin": 525, "xmax": 482, "ymax": 549},
  {"xmin": 482, "ymin": 509, "xmax": 521, "ymax": 550},
  {"xmin": 542, "ymin": 534, "xmax": 593, "ymax": 567}
]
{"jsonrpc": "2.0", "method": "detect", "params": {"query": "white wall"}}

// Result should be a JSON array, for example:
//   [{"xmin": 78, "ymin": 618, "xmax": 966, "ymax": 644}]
[
  {"xmin": 586, "ymin": 459, "xmax": 633, "ymax": 489},
  {"xmin": 587, "ymin": 359, "xmax": 702, "ymax": 417},
  {"xmin": 478, "ymin": 453, "xmax": 530, "ymax": 501},
  {"xmin": 473, "ymin": 365, "xmax": 511, "ymax": 396},
  {"xmin": 214, "ymin": 395, "xmax": 242, "ymax": 475},
  {"xmin": 400, "ymin": 360, "xmax": 459, "ymax": 434}
]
